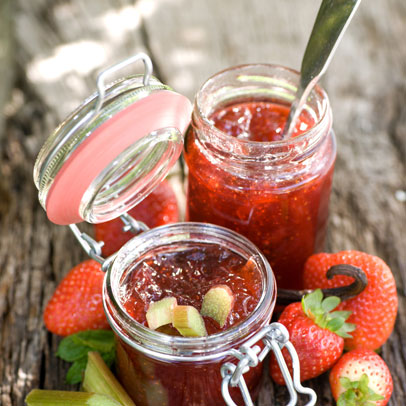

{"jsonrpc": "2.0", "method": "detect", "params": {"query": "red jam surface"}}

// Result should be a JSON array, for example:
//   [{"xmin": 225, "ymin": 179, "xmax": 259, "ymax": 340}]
[
  {"xmin": 210, "ymin": 101, "xmax": 312, "ymax": 141},
  {"xmin": 121, "ymin": 244, "xmax": 261, "ymax": 334},
  {"xmin": 115, "ymin": 244, "xmax": 264, "ymax": 406},
  {"xmin": 185, "ymin": 101, "xmax": 335, "ymax": 289}
]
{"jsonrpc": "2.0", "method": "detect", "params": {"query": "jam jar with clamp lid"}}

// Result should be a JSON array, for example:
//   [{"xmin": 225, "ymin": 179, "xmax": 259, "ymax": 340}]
[{"xmin": 33, "ymin": 53, "xmax": 317, "ymax": 406}]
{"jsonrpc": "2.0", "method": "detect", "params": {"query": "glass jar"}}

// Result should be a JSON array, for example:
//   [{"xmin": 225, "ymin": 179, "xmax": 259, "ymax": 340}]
[
  {"xmin": 103, "ymin": 222, "xmax": 276, "ymax": 406},
  {"xmin": 33, "ymin": 54, "xmax": 317, "ymax": 406},
  {"xmin": 184, "ymin": 64, "xmax": 336, "ymax": 290}
]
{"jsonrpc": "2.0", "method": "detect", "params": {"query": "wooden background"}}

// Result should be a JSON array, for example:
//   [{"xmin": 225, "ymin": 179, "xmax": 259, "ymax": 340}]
[{"xmin": 0, "ymin": 0, "xmax": 405, "ymax": 405}]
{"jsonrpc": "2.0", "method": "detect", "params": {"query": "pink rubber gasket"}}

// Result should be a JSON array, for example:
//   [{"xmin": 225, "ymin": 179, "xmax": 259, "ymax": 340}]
[{"xmin": 46, "ymin": 90, "xmax": 192, "ymax": 225}]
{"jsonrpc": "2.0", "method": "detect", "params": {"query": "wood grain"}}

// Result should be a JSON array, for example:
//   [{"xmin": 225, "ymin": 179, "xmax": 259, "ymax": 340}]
[{"xmin": 0, "ymin": 0, "xmax": 405, "ymax": 405}]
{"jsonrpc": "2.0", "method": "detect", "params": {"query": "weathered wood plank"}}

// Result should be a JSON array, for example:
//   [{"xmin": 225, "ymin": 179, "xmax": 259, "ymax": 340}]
[
  {"xmin": 0, "ymin": 0, "xmax": 405, "ymax": 405},
  {"xmin": 0, "ymin": 0, "xmax": 15, "ymax": 147},
  {"xmin": 15, "ymin": 0, "xmax": 148, "ymax": 120}
]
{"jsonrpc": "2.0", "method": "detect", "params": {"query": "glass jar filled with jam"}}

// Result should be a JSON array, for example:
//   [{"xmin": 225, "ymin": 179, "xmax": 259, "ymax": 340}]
[
  {"xmin": 103, "ymin": 222, "xmax": 276, "ymax": 406},
  {"xmin": 184, "ymin": 64, "xmax": 336, "ymax": 289},
  {"xmin": 33, "ymin": 54, "xmax": 317, "ymax": 406}
]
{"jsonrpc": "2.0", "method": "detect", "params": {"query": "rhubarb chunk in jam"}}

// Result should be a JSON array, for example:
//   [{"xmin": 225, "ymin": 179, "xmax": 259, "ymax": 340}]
[{"xmin": 121, "ymin": 244, "xmax": 262, "ymax": 335}]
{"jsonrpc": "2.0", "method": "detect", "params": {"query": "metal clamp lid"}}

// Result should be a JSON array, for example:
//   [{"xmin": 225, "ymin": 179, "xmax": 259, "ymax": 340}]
[{"xmin": 34, "ymin": 53, "xmax": 192, "ymax": 225}]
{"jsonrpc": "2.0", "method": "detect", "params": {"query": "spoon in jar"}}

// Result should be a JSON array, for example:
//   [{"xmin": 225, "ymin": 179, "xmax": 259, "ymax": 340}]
[{"xmin": 282, "ymin": 0, "xmax": 362, "ymax": 138}]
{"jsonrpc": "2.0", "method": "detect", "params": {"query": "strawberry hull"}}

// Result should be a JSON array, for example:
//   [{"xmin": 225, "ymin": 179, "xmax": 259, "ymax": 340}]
[{"xmin": 303, "ymin": 251, "xmax": 398, "ymax": 350}]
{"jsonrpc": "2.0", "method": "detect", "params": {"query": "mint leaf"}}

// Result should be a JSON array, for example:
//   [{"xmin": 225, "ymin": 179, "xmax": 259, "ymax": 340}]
[
  {"xmin": 101, "ymin": 350, "xmax": 116, "ymax": 368},
  {"xmin": 56, "ymin": 338, "xmax": 92, "ymax": 362},
  {"xmin": 57, "ymin": 330, "xmax": 116, "ymax": 384},
  {"xmin": 66, "ymin": 356, "xmax": 88, "ymax": 385},
  {"xmin": 70, "ymin": 330, "xmax": 115, "ymax": 354}
]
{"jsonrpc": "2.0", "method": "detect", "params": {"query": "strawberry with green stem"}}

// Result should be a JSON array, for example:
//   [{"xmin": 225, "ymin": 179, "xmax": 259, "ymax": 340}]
[
  {"xmin": 330, "ymin": 348, "xmax": 393, "ymax": 406},
  {"xmin": 303, "ymin": 250, "xmax": 398, "ymax": 350},
  {"xmin": 270, "ymin": 289, "xmax": 355, "ymax": 384}
]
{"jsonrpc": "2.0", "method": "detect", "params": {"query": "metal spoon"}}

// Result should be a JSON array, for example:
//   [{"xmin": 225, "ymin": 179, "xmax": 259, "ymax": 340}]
[{"xmin": 283, "ymin": 0, "xmax": 362, "ymax": 138}]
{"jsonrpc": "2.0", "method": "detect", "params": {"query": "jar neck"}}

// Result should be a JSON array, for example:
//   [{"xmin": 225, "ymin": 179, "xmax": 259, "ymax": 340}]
[
  {"xmin": 191, "ymin": 64, "xmax": 332, "ymax": 168},
  {"xmin": 103, "ymin": 222, "xmax": 276, "ymax": 362}
]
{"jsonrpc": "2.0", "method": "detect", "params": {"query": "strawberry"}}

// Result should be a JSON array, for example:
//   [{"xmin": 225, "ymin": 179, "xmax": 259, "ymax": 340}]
[
  {"xmin": 303, "ymin": 251, "xmax": 398, "ymax": 350},
  {"xmin": 94, "ymin": 180, "xmax": 179, "ymax": 257},
  {"xmin": 329, "ymin": 349, "xmax": 393, "ymax": 406},
  {"xmin": 44, "ymin": 260, "xmax": 109, "ymax": 336},
  {"xmin": 269, "ymin": 289, "xmax": 355, "ymax": 384}
]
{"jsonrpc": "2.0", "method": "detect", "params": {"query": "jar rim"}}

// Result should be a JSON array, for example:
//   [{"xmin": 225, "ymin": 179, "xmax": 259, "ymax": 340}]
[
  {"xmin": 193, "ymin": 63, "xmax": 331, "ymax": 153},
  {"xmin": 103, "ymin": 222, "xmax": 276, "ymax": 362}
]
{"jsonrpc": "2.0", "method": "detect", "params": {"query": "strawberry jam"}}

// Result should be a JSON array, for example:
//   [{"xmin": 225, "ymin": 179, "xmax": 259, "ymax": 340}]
[
  {"xmin": 104, "ymin": 223, "xmax": 276, "ymax": 406},
  {"xmin": 121, "ymin": 244, "xmax": 262, "ymax": 335},
  {"xmin": 184, "ymin": 65, "xmax": 336, "ymax": 289}
]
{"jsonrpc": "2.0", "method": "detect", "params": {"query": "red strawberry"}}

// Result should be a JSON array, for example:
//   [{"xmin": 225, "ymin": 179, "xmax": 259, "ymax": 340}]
[
  {"xmin": 330, "ymin": 349, "xmax": 393, "ymax": 406},
  {"xmin": 303, "ymin": 251, "xmax": 398, "ymax": 350},
  {"xmin": 94, "ymin": 180, "xmax": 179, "ymax": 256},
  {"xmin": 44, "ymin": 260, "xmax": 109, "ymax": 336},
  {"xmin": 270, "ymin": 289, "xmax": 355, "ymax": 384}
]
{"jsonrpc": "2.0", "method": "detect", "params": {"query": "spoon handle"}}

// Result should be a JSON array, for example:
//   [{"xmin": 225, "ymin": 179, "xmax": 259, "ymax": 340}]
[{"xmin": 283, "ymin": 0, "xmax": 362, "ymax": 138}]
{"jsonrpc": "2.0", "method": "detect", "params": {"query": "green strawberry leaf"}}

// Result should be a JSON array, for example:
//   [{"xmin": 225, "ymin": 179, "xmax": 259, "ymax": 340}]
[
  {"xmin": 302, "ymin": 289, "xmax": 323, "ymax": 316},
  {"xmin": 336, "ymin": 322, "xmax": 356, "ymax": 338},
  {"xmin": 329, "ymin": 310, "xmax": 352, "ymax": 319},
  {"xmin": 339, "ymin": 377, "xmax": 352, "ymax": 389},
  {"xmin": 302, "ymin": 289, "xmax": 354, "ymax": 337},
  {"xmin": 337, "ymin": 374, "xmax": 385, "ymax": 405},
  {"xmin": 321, "ymin": 296, "xmax": 340, "ymax": 313},
  {"xmin": 326, "ymin": 317, "xmax": 345, "ymax": 331},
  {"xmin": 56, "ymin": 330, "xmax": 115, "ymax": 384},
  {"xmin": 368, "ymin": 392, "xmax": 385, "ymax": 401}
]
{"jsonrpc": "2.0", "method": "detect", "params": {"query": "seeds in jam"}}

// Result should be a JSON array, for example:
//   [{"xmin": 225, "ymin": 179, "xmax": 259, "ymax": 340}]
[{"xmin": 185, "ymin": 100, "xmax": 335, "ymax": 289}]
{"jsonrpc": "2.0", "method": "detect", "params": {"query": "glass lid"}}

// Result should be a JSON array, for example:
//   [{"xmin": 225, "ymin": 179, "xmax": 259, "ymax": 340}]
[{"xmin": 33, "ymin": 53, "xmax": 192, "ymax": 225}]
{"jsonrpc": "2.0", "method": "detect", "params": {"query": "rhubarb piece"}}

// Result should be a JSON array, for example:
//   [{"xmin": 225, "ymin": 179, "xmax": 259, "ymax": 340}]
[
  {"xmin": 201, "ymin": 285, "xmax": 235, "ymax": 327},
  {"xmin": 25, "ymin": 389, "xmax": 122, "ymax": 406},
  {"xmin": 146, "ymin": 297, "xmax": 177, "ymax": 330},
  {"xmin": 172, "ymin": 305, "xmax": 208, "ymax": 337},
  {"xmin": 82, "ymin": 352, "xmax": 135, "ymax": 406}
]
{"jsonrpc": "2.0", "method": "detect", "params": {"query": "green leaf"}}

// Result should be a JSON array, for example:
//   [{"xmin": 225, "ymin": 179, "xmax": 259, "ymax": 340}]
[
  {"xmin": 70, "ymin": 330, "xmax": 115, "ymax": 354},
  {"xmin": 336, "ymin": 322, "xmax": 357, "ymax": 338},
  {"xmin": 66, "ymin": 357, "xmax": 88, "ymax": 385},
  {"xmin": 368, "ymin": 393, "xmax": 385, "ymax": 401},
  {"xmin": 338, "ymin": 389, "xmax": 356, "ymax": 406},
  {"xmin": 303, "ymin": 289, "xmax": 323, "ymax": 315},
  {"xmin": 302, "ymin": 289, "xmax": 354, "ymax": 337},
  {"xmin": 321, "ymin": 296, "xmax": 340, "ymax": 313},
  {"xmin": 326, "ymin": 316, "xmax": 345, "ymax": 331},
  {"xmin": 56, "ymin": 330, "xmax": 116, "ymax": 384},
  {"xmin": 359, "ymin": 373, "xmax": 369, "ymax": 393},
  {"xmin": 337, "ymin": 374, "xmax": 385, "ymax": 405},
  {"xmin": 339, "ymin": 377, "xmax": 352, "ymax": 389},
  {"xmin": 101, "ymin": 350, "xmax": 116, "ymax": 368},
  {"xmin": 56, "ymin": 337, "xmax": 92, "ymax": 362},
  {"xmin": 330, "ymin": 310, "xmax": 352, "ymax": 319}
]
